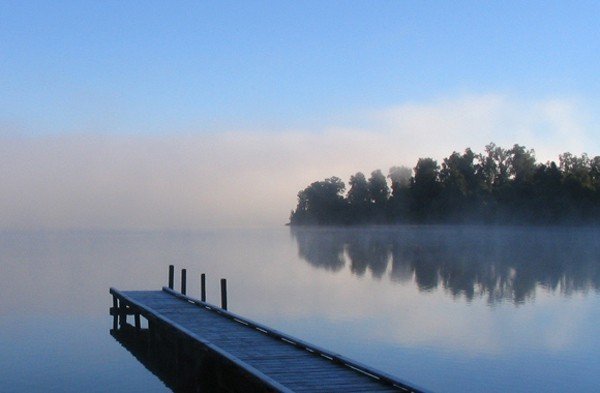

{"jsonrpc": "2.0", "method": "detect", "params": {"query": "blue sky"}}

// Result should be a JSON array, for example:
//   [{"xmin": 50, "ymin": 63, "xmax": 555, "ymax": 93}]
[
  {"xmin": 2, "ymin": 1, "xmax": 598, "ymax": 134},
  {"xmin": 1, "ymin": 1, "xmax": 599, "ymax": 228}
]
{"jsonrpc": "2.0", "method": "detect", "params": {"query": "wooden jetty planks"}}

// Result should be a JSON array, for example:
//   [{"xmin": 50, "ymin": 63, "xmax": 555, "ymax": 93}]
[{"xmin": 111, "ymin": 287, "xmax": 425, "ymax": 393}]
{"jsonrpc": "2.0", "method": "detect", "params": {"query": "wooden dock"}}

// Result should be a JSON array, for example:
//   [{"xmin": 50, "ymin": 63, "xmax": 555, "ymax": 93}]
[{"xmin": 110, "ymin": 268, "xmax": 426, "ymax": 393}]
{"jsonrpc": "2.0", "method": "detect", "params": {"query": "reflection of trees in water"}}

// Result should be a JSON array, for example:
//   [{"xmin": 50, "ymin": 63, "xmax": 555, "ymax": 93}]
[
  {"xmin": 294, "ymin": 228, "xmax": 346, "ymax": 272},
  {"xmin": 291, "ymin": 226, "xmax": 600, "ymax": 304},
  {"xmin": 346, "ymin": 232, "xmax": 390, "ymax": 278}
]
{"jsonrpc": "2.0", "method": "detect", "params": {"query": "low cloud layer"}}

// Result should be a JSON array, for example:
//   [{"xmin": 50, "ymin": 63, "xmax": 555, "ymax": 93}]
[{"xmin": 0, "ymin": 94, "xmax": 596, "ymax": 229}]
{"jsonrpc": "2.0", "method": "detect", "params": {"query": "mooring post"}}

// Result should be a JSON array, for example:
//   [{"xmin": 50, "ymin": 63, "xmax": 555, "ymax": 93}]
[
  {"xmin": 220, "ymin": 278, "xmax": 227, "ymax": 310},
  {"xmin": 168, "ymin": 265, "xmax": 174, "ymax": 289},
  {"xmin": 201, "ymin": 273, "xmax": 206, "ymax": 302},
  {"xmin": 181, "ymin": 269, "xmax": 187, "ymax": 295}
]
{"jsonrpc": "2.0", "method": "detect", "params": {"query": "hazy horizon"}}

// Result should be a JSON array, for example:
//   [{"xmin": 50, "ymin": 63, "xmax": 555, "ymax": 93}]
[{"xmin": 1, "ymin": 2, "xmax": 599, "ymax": 230}]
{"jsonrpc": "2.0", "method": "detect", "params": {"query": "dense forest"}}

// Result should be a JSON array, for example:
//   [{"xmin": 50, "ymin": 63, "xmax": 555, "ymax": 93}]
[{"xmin": 289, "ymin": 143, "xmax": 600, "ymax": 225}]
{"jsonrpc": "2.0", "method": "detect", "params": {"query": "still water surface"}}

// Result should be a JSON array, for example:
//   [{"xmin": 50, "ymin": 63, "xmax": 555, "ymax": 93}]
[{"xmin": 1, "ymin": 226, "xmax": 599, "ymax": 392}]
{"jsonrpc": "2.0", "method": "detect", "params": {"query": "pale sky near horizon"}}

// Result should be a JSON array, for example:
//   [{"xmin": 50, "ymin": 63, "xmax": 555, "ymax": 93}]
[{"xmin": 1, "ymin": 1, "xmax": 599, "ymax": 229}]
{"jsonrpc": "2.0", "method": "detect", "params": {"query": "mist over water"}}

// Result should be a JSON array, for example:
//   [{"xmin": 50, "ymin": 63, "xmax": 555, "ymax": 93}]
[
  {"xmin": 1, "ymin": 94, "xmax": 596, "ymax": 231},
  {"xmin": 291, "ymin": 225, "xmax": 600, "ymax": 304},
  {"xmin": 1, "ymin": 226, "xmax": 599, "ymax": 392},
  {"xmin": 3, "ymin": 3, "xmax": 599, "ymax": 391}
]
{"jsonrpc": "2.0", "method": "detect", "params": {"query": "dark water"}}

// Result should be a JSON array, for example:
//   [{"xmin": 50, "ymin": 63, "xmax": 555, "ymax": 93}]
[{"xmin": 1, "ymin": 226, "xmax": 599, "ymax": 392}]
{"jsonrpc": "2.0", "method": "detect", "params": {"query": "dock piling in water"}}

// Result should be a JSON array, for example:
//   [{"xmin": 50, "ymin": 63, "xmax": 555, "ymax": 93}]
[
  {"xmin": 200, "ymin": 273, "xmax": 206, "ymax": 302},
  {"xmin": 134, "ymin": 313, "xmax": 141, "ymax": 330},
  {"xmin": 112, "ymin": 296, "xmax": 118, "ymax": 330}
]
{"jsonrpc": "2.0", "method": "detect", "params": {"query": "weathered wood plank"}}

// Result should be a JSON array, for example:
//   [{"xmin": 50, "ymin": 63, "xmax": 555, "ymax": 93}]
[{"xmin": 111, "ymin": 288, "xmax": 425, "ymax": 393}]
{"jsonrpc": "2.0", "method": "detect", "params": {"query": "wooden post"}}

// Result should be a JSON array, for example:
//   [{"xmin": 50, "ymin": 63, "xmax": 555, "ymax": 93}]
[
  {"xmin": 200, "ymin": 273, "xmax": 206, "ymax": 302},
  {"xmin": 181, "ymin": 269, "xmax": 187, "ymax": 295},
  {"xmin": 135, "ymin": 313, "xmax": 141, "ymax": 331},
  {"xmin": 112, "ymin": 295, "xmax": 118, "ymax": 331},
  {"xmin": 168, "ymin": 265, "xmax": 174, "ymax": 289},
  {"xmin": 220, "ymin": 278, "xmax": 227, "ymax": 310},
  {"xmin": 119, "ymin": 305, "xmax": 127, "ymax": 328}
]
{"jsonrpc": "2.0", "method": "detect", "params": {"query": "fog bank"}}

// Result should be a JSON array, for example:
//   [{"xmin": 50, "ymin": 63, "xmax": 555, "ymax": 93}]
[{"xmin": 0, "ymin": 94, "xmax": 595, "ymax": 229}]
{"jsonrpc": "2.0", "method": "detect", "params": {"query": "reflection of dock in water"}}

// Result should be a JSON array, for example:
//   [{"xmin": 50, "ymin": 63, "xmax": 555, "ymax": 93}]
[
  {"xmin": 111, "ymin": 328, "xmax": 202, "ymax": 392},
  {"xmin": 110, "ymin": 266, "xmax": 425, "ymax": 393}
]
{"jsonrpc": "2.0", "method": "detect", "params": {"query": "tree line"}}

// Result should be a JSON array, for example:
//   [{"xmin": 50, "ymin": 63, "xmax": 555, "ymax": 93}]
[{"xmin": 289, "ymin": 143, "xmax": 600, "ymax": 225}]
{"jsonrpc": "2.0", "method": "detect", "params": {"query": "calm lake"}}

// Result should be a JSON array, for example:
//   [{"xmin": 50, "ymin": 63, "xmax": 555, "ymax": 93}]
[{"xmin": 1, "ymin": 226, "xmax": 599, "ymax": 392}]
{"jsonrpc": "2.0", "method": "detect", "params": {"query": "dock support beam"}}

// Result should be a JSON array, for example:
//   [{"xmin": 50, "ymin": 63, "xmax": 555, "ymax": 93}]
[
  {"xmin": 201, "ymin": 273, "xmax": 206, "ymax": 302},
  {"xmin": 112, "ymin": 295, "xmax": 119, "ymax": 330},
  {"xmin": 168, "ymin": 265, "xmax": 174, "ymax": 289},
  {"xmin": 181, "ymin": 269, "xmax": 187, "ymax": 295},
  {"xmin": 221, "ymin": 278, "xmax": 227, "ymax": 310}
]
